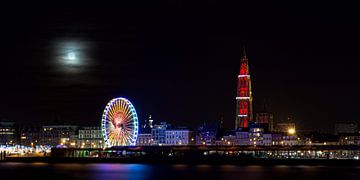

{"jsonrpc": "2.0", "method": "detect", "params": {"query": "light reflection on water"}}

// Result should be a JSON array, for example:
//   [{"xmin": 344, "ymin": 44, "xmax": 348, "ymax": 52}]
[
  {"xmin": 0, "ymin": 162, "xmax": 360, "ymax": 180},
  {"xmin": 90, "ymin": 164, "xmax": 150, "ymax": 180}
]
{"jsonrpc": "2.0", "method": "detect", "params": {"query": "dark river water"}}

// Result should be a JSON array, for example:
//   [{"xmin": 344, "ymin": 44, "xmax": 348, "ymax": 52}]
[{"xmin": 1, "ymin": 162, "xmax": 360, "ymax": 180}]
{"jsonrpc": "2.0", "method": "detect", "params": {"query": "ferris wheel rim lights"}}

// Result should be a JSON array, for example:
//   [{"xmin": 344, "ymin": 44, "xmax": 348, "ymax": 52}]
[{"xmin": 101, "ymin": 97, "xmax": 139, "ymax": 147}]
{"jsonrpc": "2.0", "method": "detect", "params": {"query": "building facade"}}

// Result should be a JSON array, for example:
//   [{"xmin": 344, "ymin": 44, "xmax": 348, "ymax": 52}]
[
  {"xmin": 235, "ymin": 48, "xmax": 253, "ymax": 130},
  {"xmin": 235, "ymin": 131, "xmax": 250, "ymax": 145},
  {"xmin": 136, "ymin": 133, "xmax": 153, "ymax": 146},
  {"xmin": 165, "ymin": 128, "xmax": 195, "ymax": 145},
  {"xmin": 335, "ymin": 122, "xmax": 359, "ymax": 135},
  {"xmin": 196, "ymin": 122, "xmax": 218, "ymax": 145},
  {"xmin": 41, "ymin": 125, "xmax": 79, "ymax": 146},
  {"xmin": 255, "ymin": 104, "xmax": 274, "ymax": 132},
  {"xmin": 151, "ymin": 122, "xmax": 170, "ymax": 145},
  {"xmin": 275, "ymin": 123, "xmax": 296, "ymax": 134},
  {"xmin": 19, "ymin": 126, "xmax": 42, "ymax": 146},
  {"xmin": 77, "ymin": 127, "xmax": 103, "ymax": 148},
  {"xmin": 0, "ymin": 121, "xmax": 16, "ymax": 145}
]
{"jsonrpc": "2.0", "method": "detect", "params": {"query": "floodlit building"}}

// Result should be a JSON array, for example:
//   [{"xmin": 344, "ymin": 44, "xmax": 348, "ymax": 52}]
[
  {"xmin": 77, "ymin": 127, "xmax": 103, "ymax": 148},
  {"xmin": 235, "ymin": 131, "xmax": 250, "ymax": 145},
  {"xmin": 235, "ymin": 48, "xmax": 253, "ymax": 129},
  {"xmin": 151, "ymin": 122, "xmax": 170, "ymax": 145},
  {"xmin": 165, "ymin": 128, "xmax": 195, "ymax": 146},
  {"xmin": 136, "ymin": 133, "xmax": 153, "ymax": 146},
  {"xmin": 281, "ymin": 134, "xmax": 298, "ymax": 146},
  {"xmin": 249, "ymin": 126, "xmax": 263, "ymax": 146},
  {"xmin": 262, "ymin": 134, "xmax": 273, "ymax": 146}
]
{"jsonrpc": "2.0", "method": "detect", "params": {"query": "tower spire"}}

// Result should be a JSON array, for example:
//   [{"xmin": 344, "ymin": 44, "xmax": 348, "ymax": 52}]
[
  {"xmin": 242, "ymin": 46, "xmax": 247, "ymax": 59},
  {"xmin": 235, "ymin": 47, "xmax": 253, "ymax": 130}
]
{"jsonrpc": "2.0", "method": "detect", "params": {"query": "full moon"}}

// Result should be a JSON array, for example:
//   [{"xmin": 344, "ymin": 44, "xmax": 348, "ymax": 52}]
[
  {"xmin": 53, "ymin": 39, "xmax": 94, "ymax": 73},
  {"xmin": 67, "ymin": 52, "xmax": 76, "ymax": 61}
]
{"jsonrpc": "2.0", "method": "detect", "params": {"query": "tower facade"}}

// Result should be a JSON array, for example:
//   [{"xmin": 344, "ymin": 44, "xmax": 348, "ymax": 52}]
[
  {"xmin": 235, "ymin": 49, "xmax": 253, "ymax": 130},
  {"xmin": 255, "ymin": 102, "xmax": 274, "ymax": 132}
]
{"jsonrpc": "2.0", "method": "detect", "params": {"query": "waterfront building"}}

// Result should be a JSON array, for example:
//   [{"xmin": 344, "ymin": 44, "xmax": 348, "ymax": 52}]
[
  {"xmin": 262, "ymin": 134, "xmax": 272, "ymax": 146},
  {"xmin": 335, "ymin": 122, "xmax": 359, "ymax": 135},
  {"xmin": 136, "ymin": 115, "xmax": 155, "ymax": 146},
  {"xmin": 235, "ymin": 48, "xmax": 253, "ymax": 130},
  {"xmin": 165, "ymin": 127, "xmax": 195, "ymax": 146},
  {"xmin": 270, "ymin": 133, "xmax": 282, "ymax": 145},
  {"xmin": 339, "ymin": 134, "xmax": 360, "ymax": 145},
  {"xmin": 41, "ymin": 125, "xmax": 79, "ymax": 146},
  {"xmin": 19, "ymin": 126, "xmax": 42, "ymax": 146},
  {"xmin": 235, "ymin": 131, "xmax": 250, "ymax": 145},
  {"xmin": 0, "ymin": 121, "xmax": 16, "ymax": 145},
  {"xmin": 136, "ymin": 133, "xmax": 153, "ymax": 146},
  {"xmin": 151, "ymin": 122, "xmax": 170, "ymax": 145},
  {"xmin": 255, "ymin": 103, "xmax": 274, "ymax": 132},
  {"xmin": 275, "ymin": 122, "xmax": 296, "ymax": 134},
  {"xmin": 215, "ymin": 134, "xmax": 236, "ymax": 146},
  {"xmin": 249, "ymin": 125, "xmax": 263, "ymax": 146},
  {"xmin": 281, "ymin": 134, "xmax": 298, "ymax": 146},
  {"xmin": 234, "ymin": 123, "xmax": 272, "ymax": 146},
  {"xmin": 303, "ymin": 132, "xmax": 339, "ymax": 146},
  {"xmin": 196, "ymin": 122, "xmax": 218, "ymax": 145},
  {"xmin": 270, "ymin": 133, "xmax": 299, "ymax": 146},
  {"xmin": 77, "ymin": 127, "xmax": 103, "ymax": 148}
]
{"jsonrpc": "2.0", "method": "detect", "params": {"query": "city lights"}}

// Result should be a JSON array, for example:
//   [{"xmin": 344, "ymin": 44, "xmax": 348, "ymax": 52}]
[{"xmin": 288, "ymin": 128, "xmax": 296, "ymax": 135}]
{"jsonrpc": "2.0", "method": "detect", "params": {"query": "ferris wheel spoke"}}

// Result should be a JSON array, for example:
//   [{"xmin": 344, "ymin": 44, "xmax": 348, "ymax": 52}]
[{"xmin": 101, "ymin": 98, "xmax": 139, "ymax": 147}]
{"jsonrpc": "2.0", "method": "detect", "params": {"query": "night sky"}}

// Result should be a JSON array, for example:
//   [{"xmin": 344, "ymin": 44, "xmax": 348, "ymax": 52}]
[{"xmin": 1, "ymin": 1, "xmax": 360, "ymax": 132}]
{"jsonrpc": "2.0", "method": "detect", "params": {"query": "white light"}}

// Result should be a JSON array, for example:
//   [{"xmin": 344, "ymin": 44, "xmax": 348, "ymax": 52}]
[
  {"xmin": 236, "ymin": 97, "xmax": 250, "ymax": 100},
  {"xmin": 238, "ymin": 75, "xmax": 250, "ymax": 78},
  {"xmin": 67, "ymin": 52, "xmax": 76, "ymax": 60},
  {"xmin": 237, "ymin": 115, "xmax": 248, "ymax": 117}
]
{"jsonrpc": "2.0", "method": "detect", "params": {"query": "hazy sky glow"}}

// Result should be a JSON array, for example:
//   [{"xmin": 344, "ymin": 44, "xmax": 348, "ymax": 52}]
[{"xmin": 53, "ymin": 39, "xmax": 94, "ymax": 73}]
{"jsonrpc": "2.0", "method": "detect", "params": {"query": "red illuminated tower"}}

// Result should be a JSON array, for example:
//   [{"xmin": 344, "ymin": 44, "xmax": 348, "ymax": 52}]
[{"xmin": 235, "ymin": 48, "xmax": 253, "ymax": 130}]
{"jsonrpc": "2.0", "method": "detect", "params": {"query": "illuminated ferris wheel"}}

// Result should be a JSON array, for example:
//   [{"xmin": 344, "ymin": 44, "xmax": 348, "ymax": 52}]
[{"xmin": 101, "ymin": 97, "xmax": 139, "ymax": 147}]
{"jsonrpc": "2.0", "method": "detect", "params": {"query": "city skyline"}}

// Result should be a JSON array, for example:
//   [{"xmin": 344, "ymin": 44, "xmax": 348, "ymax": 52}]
[{"xmin": 1, "ymin": 1, "xmax": 360, "ymax": 132}]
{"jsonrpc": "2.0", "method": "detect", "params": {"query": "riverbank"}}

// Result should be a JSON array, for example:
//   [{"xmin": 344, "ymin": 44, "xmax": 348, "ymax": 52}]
[{"xmin": 2, "ymin": 157, "xmax": 360, "ymax": 166}]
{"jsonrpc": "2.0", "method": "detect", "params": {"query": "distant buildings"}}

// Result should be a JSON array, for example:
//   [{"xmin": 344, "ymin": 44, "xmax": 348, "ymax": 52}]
[
  {"xmin": 339, "ymin": 134, "xmax": 360, "ymax": 145},
  {"xmin": 335, "ymin": 122, "xmax": 359, "ymax": 135},
  {"xmin": 235, "ymin": 131, "xmax": 250, "ymax": 145},
  {"xmin": 136, "ymin": 133, "xmax": 153, "ymax": 146},
  {"xmin": 19, "ymin": 126, "xmax": 42, "ymax": 146},
  {"xmin": 255, "ymin": 103, "xmax": 274, "ymax": 132},
  {"xmin": 136, "ymin": 115, "xmax": 154, "ymax": 146},
  {"xmin": 151, "ymin": 122, "xmax": 170, "ymax": 145},
  {"xmin": 275, "ymin": 122, "xmax": 296, "ymax": 134},
  {"xmin": 196, "ymin": 122, "xmax": 218, "ymax": 145},
  {"xmin": 165, "ymin": 128, "xmax": 195, "ymax": 146},
  {"xmin": 41, "ymin": 125, "xmax": 79, "ymax": 146},
  {"xmin": 76, "ymin": 127, "xmax": 103, "ymax": 148},
  {"xmin": 0, "ymin": 121, "xmax": 16, "ymax": 145}
]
